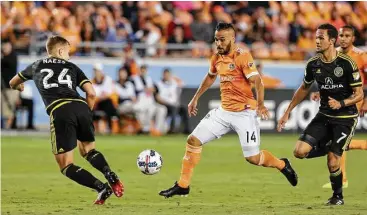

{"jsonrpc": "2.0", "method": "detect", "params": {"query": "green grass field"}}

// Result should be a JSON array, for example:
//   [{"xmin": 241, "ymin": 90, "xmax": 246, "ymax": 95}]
[{"xmin": 2, "ymin": 134, "xmax": 367, "ymax": 215}]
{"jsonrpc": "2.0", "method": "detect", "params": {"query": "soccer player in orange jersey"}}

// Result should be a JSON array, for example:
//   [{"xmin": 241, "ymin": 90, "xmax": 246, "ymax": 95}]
[
  {"xmin": 159, "ymin": 23, "xmax": 298, "ymax": 198},
  {"xmin": 310, "ymin": 25, "xmax": 367, "ymax": 189}
]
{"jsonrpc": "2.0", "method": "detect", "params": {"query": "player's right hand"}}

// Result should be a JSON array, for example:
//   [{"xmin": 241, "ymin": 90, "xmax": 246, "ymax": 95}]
[
  {"xmin": 17, "ymin": 83, "xmax": 24, "ymax": 92},
  {"xmin": 277, "ymin": 112, "xmax": 289, "ymax": 132},
  {"xmin": 188, "ymin": 98, "xmax": 198, "ymax": 117},
  {"xmin": 310, "ymin": 92, "xmax": 320, "ymax": 101},
  {"xmin": 256, "ymin": 104, "xmax": 270, "ymax": 120}
]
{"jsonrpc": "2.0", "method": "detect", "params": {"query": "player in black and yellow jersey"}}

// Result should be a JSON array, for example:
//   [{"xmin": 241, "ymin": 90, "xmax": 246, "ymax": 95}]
[
  {"xmin": 277, "ymin": 24, "xmax": 364, "ymax": 205},
  {"xmin": 9, "ymin": 36, "xmax": 124, "ymax": 205}
]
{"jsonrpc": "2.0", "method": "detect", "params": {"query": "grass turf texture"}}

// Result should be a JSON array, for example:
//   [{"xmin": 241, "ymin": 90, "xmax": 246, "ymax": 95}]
[{"xmin": 2, "ymin": 134, "xmax": 367, "ymax": 215}]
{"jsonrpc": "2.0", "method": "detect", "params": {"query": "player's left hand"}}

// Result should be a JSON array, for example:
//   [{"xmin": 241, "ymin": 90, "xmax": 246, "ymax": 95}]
[
  {"xmin": 256, "ymin": 104, "xmax": 270, "ymax": 120},
  {"xmin": 328, "ymin": 97, "xmax": 341, "ymax": 110},
  {"xmin": 360, "ymin": 100, "xmax": 367, "ymax": 117}
]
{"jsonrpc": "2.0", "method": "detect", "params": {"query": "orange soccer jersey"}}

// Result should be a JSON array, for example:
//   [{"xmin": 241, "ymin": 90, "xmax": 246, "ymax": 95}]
[
  {"xmin": 337, "ymin": 46, "xmax": 367, "ymax": 110},
  {"xmin": 209, "ymin": 47, "xmax": 259, "ymax": 112}
]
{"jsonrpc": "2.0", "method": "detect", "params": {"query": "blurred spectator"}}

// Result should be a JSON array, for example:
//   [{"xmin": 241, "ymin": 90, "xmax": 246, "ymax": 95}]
[
  {"xmin": 1, "ymin": 41, "xmax": 19, "ymax": 129},
  {"xmin": 91, "ymin": 63, "xmax": 119, "ymax": 134},
  {"xmin": 11, "ymin": 83, "xmax": 35, "ymax": 130},
  {"xmin": 256, "ymin": 61, "xmax": 284, "ymax": 89},
  {"xmin": 135, "ymin": 20, "xmax": 162, "ymax": 56},
  {"xmin": 155, "ymin": 68, "xmax": 190, "ymax": 134},
  {"xmin": 190, "ymin": 11, "xmax": 214, "ymax": 44},
  {"xmin": 297, "ymin": 28, "xmax": 314, "ymax": 58},
  {"xmin": 166, "ymin": 25, "xmax": 190, "ymax": 57},
  {"xmin": 3, "ymin": 1, "xmax": 367, "ymax": 59},
  {"xmin": 130, "ymin": 65, "xmax": 167, "ymax": 134},
  {"xmin": 116, "ymin": 67, "xmax": 137, "ymax": 115}
]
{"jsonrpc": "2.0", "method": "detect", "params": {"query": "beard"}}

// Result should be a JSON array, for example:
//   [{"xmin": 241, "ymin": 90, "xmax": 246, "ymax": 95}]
[{"xmin": 218, "ymin": 43, "xmax": 231, "ymax": 55}]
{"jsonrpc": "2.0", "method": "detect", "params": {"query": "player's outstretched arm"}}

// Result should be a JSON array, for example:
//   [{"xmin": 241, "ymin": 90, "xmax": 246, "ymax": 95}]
[
  {"xmin": 81, "ymin": 82, "xmax": 97, "ymax": 110},
  {"xmin": 248, "ymin": 74, "xmax": 269, "ymax": 120},
  {"xmin": 188, "ymin": 73, "xmax": 217, "ymax": 117},
  {"xmin": 277, "ymin": 82, "xmax": 311, "ymax": 132},
  {"xmin": 9, "ymin": 75, "xmax": 25, "ymax": 92}
]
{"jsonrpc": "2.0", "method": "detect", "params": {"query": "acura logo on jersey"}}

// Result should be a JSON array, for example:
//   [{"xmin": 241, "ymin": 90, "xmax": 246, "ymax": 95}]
[
  {"xmin": 321, "ymin": 77, "xmax": 343, "ymax": 89},
  {"xmin": 334, "ymin": 67, "xmax": 343, "ymax": 77},
  {"xmin": 325, "ymin": 77, "xmax": 333, "ymax": 84}
]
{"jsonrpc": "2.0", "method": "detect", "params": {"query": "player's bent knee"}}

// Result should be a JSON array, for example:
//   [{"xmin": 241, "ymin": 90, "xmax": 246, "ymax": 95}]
[
  {"xmin": 54, "ymin": 150, "xmax": 74, "ymax": 170},
  {"xmin": 293, "ymin": 149, "xmax": 307, "ymax": 159},
  {"xmin": 187, "ymin": 135, "xmax": 202, "ymax": 147},
  {"xmin": 78, "ymin": 141, "xmax": 95, "ymax": 157},
  {"xmin": 327, "ymin": 161, "xmax": 340, "ymax": 172}
]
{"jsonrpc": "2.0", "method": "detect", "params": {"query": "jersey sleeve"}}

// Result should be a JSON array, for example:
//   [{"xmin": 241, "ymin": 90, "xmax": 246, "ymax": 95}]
[
  {"xmin": 346, "ymin": 59, "xmax": 362, "ymax": 87},
  {"xmin": 303, "ymin": 62, "xmax": 314, "ymax": 85},
  {"xmin": 18, "ymin": 63, "xmax": 34, "ymax": 81},
  {"xmin": 208, "ymin": 55, "xmax": 218, "ymax": 75},
  {"xmin": 238, "ymin": 53, "xmax": 259, "ymax": 79},
  {"xmin": 76, "ymin": 66, "xmax": 91, "ymax": 88}
]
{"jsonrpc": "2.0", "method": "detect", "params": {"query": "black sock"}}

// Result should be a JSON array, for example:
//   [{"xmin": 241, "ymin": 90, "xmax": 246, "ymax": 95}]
[
  {"xmin": 84, "ymin": 149, "xmax": 111, "ymax": 175},
  {"xmin": 305, "ymin": 147, "xmax": 327, "ymax": 159},
  {"xmin": 61, "ymin": 164, "xmax": 105, "ymax": 192},
  {"xmin": 330, "ymin": 168, "xmax": 343, "ymax": 197}
]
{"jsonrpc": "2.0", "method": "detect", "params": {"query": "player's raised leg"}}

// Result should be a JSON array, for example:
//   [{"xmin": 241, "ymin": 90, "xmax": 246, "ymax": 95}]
[
  {"xmin": 56, "ymin": 150, "xmax": 112, "ymax": 205},
  {"xmin": 159, "ymin": 108, "xmax": 231, "ymax": 198},
  {"xmin": 232, "ymin": 110, "xmax": 298, "ymax": 186},
  {"xmin": 79, "ymin": 141, "xmax": 124, "ymax": 198},
  {"xmin": 75, "ymin": 101, "xmax": 124, "ymax": 198},
  {"xmin": 51, "ymin": 103, "xmax": 113, "ymax": 205}
]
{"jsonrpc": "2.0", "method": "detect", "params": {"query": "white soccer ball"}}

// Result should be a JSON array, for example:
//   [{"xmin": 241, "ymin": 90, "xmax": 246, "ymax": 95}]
[{"xmin": 137, "ymin": 149, "xmax": 163, "ymax": 175}]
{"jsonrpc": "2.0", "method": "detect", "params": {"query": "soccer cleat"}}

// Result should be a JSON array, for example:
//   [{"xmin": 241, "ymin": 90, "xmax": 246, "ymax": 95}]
[
  {"xmin": 94, "ymin": 183, "xmax": 113, "ymax": 205},
  {"xmin": 326, "ymin": 194, "xmax": 344, "ymax": 205},
  {"xmin": 322, "ymin": 181, "xmax": 348, "ymax": 189},
  {"xmin": 279, "ymin": 158, "xmax": 298, "ymax": 186},
  {"xmin": 159, "ymin": 182, "xmax": 190, "ymax": 198},
  {"xmin": 105, "ymin": 172, "xmax": 124, "ymax": 198}
]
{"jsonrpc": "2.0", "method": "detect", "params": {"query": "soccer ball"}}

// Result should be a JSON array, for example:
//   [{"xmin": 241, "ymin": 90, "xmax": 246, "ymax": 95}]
[{"xmin": 137, "ymin": 149, "xmax": 163, "ymax": 175}]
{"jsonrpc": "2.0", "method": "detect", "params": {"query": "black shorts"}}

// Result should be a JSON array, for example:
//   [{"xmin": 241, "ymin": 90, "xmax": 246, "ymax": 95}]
[
  {"xmin": 299, "ymin": 113, "xmax": 358, "ymax": 156},
  {"xmin": 50, "ymin": 101, "xmax": 95, "ymax": 155}
]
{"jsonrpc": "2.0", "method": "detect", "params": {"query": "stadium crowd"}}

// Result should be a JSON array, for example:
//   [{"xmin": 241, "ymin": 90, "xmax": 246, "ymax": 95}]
[{"xmin": 1, "ymin": 1, "xmax": 367, "ymax": 60}]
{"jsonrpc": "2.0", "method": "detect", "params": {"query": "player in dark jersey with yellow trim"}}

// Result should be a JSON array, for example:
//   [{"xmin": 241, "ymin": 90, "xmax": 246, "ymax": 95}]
[
  {"xmin": 9, "ymin": 36, "xmax": 124, "ymax": 205},
  {"xmin": 277, "ymin": 24, "xmax": 364, "ymax": 205}
]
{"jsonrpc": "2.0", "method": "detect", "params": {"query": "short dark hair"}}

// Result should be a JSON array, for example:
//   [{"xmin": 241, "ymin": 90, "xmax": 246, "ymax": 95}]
[
  {"xmin": 46, "ymin": 35, "xmax": 70, "ymax": 53},
  {"xmin": 163, "ymin": 68, "xmax": 171, "ymax": 73},
  {"xmin": 215, "ymin": 22, "xmax": 235, "ymax": 33},
  {"xmin": 317, "ymin": 24, "xmax": 338, "ymax": 45},
  {"xmin": 341, "ymin": 25, "xmax": 355, "ymax": 36}
]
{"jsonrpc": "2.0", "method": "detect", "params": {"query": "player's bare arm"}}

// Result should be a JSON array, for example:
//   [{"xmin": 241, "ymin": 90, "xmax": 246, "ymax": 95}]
[
  {"xmin": 82, "ymin": 82, "xmax": 97, "ymax": 110},
  {"xmin": 328, "ymin": 86, "xmax": 364, "ymax": 110},
  {"xmin": 188, "ymin": 73, "xmax": 217, "ymax": 117},
  {"xmin": 248, "ymin": 74, "xmax": 269, "ymax": 120},
  {"xmin": 9, "ymin": 75, "xmax": 25, "ymax": 92},
  {"xmin": 277, "ymin": 82, "xmax": 311, "ymax": 132}
]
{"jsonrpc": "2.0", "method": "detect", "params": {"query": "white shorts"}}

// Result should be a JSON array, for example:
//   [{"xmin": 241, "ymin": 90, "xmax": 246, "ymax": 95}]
[{"xmin": 191, "ymin": 107, "xmax": 260, "ymax": 157}]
